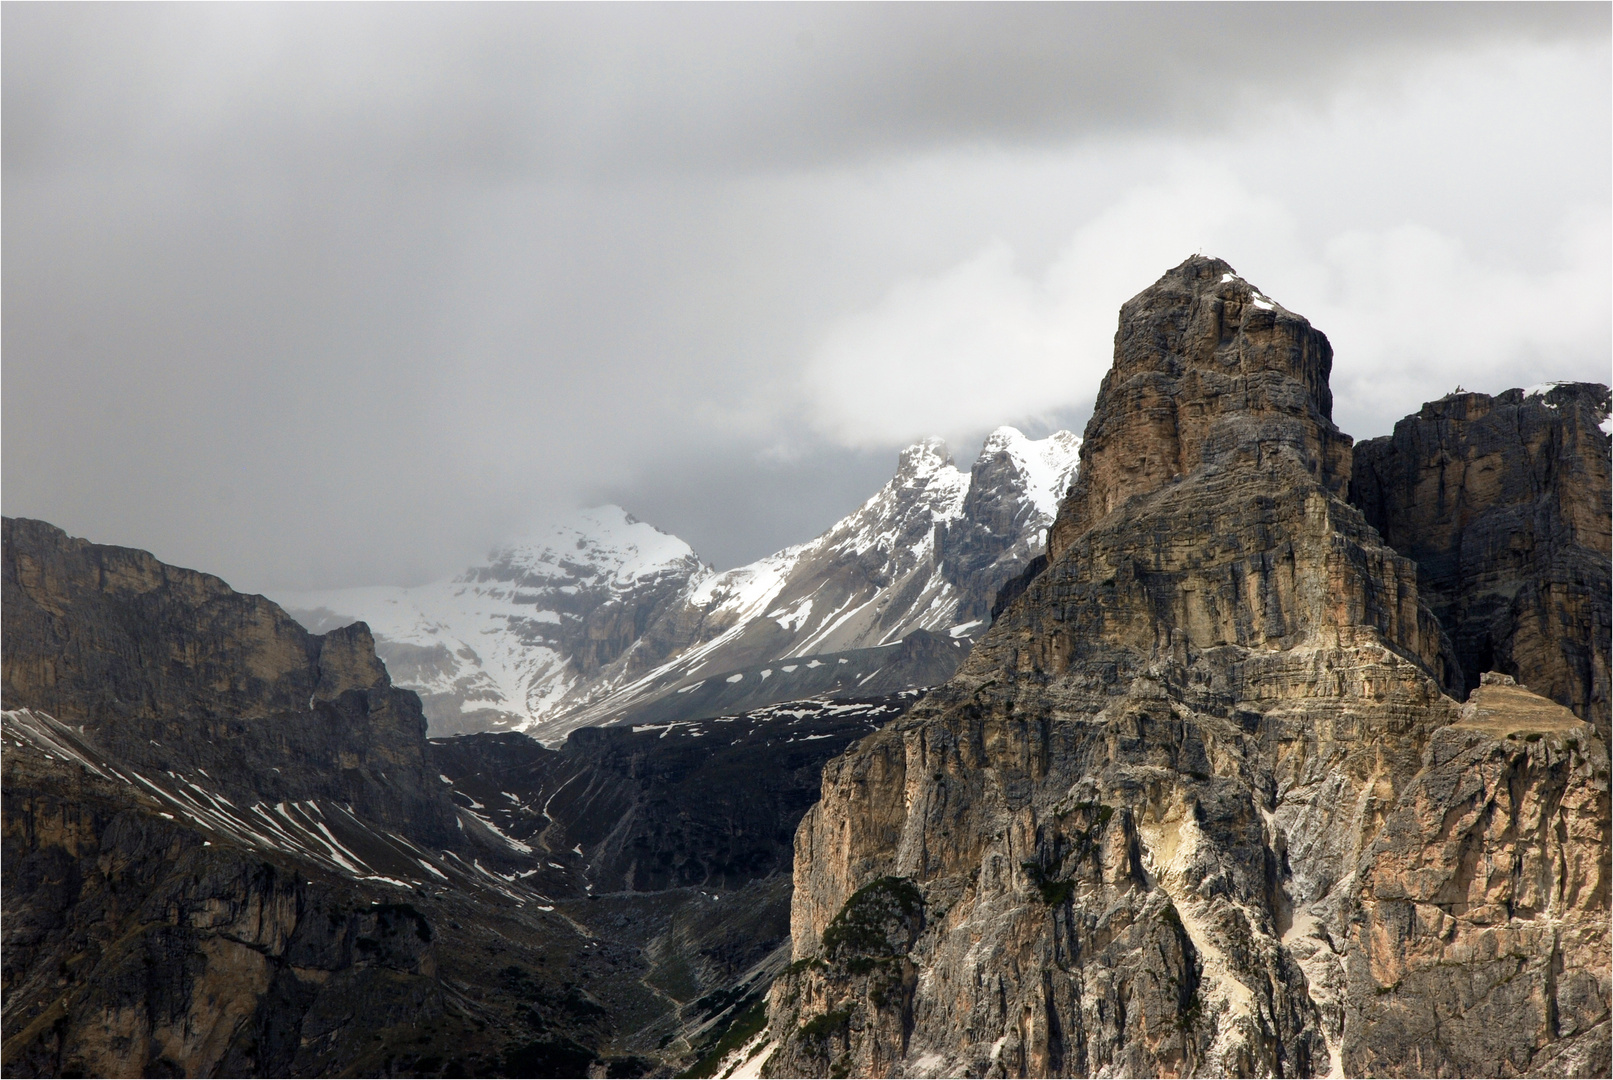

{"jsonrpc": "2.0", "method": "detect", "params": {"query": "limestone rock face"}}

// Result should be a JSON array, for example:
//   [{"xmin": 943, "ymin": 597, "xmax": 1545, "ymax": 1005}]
[
  {"xmin": 1, "ymin": 517, "xmax": 459, "ymax": 846},
  {"xmin": 1350, "ymin": 383, "xmax": 1612, "ymax": 740},
  {"xmin": 764, "ymin": 259, "xmax": 1610, "ymax": 1079},
  {"xmin": 1344, "ymin": 675, "xmax": 1610, "ymax": 1078},
  {"xmin": 1050, "ymin": 256, "xmax": 1351, "ymax": 560}
]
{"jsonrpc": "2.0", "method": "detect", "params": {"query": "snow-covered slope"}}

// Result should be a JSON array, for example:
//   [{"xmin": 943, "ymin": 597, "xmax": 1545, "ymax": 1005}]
[
  {"xmin": 282, "ymin": 506, "xmax": 708, "ymax": 734},
  {"xmin": 278, "ymin": 427, "xmax": 1079, "ymax": 742}
]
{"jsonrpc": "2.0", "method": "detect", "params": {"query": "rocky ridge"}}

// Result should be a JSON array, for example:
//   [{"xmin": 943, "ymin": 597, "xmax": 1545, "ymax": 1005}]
[
  {"xmin": 282, "ymin": 427, "xmax": 1080, "ymax": 743},
  {"xmin": 760, "ymin": 257, "xmax": 1611, "ymax": 1078},
  {"xmin": 2, "ymin": 517, "xmax": 461, "ymax": 847},
  {"xmin": 1350, "ymin": 382, "xmax": 1612, "ymax": 741},
  {"xmin": 2, "ymin": 515, "xmax": 931, "ymax": 1076}
]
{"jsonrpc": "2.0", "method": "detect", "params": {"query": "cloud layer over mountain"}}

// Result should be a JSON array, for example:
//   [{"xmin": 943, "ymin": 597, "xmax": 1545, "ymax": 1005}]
[{"xmin": 4, "ymin": 5, "xmax": 1607, "ymax": 590}]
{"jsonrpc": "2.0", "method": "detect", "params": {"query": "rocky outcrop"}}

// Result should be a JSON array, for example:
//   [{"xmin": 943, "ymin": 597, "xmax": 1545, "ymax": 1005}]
[
  {"xmin": 2, "ymin": 517, "xmax": 461, "ymax": 847},
  {"xmin": 1344, "ymin": 674, "xmax": 1609, "ymax": 1078},
  {"xmin": 1350, "ymin": 383, "xmax": 1612, "ymax": 741},
  {"xmin": 762, "ymin": 258, "xmax": 1610, "ymax": 1078},
  {"xmin": 1049, "ymin": 259, "xmax": 1350, "ymax": 559}
]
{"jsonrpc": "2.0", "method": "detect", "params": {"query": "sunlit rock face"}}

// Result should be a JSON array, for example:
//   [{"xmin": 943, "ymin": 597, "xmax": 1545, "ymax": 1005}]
[
  {"xmin": 1049, "ymin": 256, "xmax": 1352, "ymax": 561},
  {"xmin": 763, "ymin": 257, "xmax": 1610, "ymax": 1079}
]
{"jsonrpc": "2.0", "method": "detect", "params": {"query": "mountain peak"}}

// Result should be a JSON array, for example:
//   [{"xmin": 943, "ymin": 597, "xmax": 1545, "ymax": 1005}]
[
  {"xmin": 980, "ymin": 425, "xmax": 1028, "ymax": 454},
  {"xmin": 275, "ymin": 425, "xmax": 1080, "ymax": 740},
  {"xmin": 488, "ymin": 504, "xmax": 701, "ymax": 585},
  {"xmin": 1050, "ymin": 253, "xmax": 1350, "ymax": 556},
  {"xmin": 895, "ymin": 436, "xmax": 955, "ymax": 478}
]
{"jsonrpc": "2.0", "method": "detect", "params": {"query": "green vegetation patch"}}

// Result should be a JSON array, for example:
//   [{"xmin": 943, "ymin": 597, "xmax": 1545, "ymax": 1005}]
[
  {"xmin": 798, "ymin": 1007, "xmax": 853, "ymax": 1041},
  {"xmin": 1021, "ymin": 862, "xmax": 1075, "ymax": 907},
  {"xmin": 821, "ymin": 877, "xmax": 925, "ymax": 960}
]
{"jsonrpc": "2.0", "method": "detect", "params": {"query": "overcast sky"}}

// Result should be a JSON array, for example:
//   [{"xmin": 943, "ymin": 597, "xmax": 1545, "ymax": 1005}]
[{"xmin": 5, "ymin": 3, "xmax": 1609, "ymax": 593}]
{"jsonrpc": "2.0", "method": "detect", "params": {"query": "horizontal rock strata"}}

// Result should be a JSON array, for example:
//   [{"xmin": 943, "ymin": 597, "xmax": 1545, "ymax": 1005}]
[
  {"xmin": 764, "ymin": 257, "xmax": 1610, "ymax": 1079},
  {"xmin": 1350, "ymin": 382, "xmax": 1612, "ymax": 741}
]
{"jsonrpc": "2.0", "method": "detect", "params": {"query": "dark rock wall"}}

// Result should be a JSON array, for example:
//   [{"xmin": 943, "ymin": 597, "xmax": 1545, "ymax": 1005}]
[
  {"xmin": 0, "ymin": 718, "xmax": 663, "ymax": 1079},
  {"xmin": 431, "ymin": 698, "xmax": 909, "ymax": 895},
  {"xmin": 1350, "ymin": 383, "xmax": 1612, "ymax": 740},
  {"xmin": 2, "ymin": 517, "xmax": 460, "ymax": 847}
]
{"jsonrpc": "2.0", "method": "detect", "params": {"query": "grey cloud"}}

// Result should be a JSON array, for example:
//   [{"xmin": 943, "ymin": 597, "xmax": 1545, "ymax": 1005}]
[
  {"xmin": 6, "ymin": 3, "xmax": 1605, "ymax": 178},
  {"xmin": 3, "ymin": 4, "xmax": 1606, "ymax": 594}
]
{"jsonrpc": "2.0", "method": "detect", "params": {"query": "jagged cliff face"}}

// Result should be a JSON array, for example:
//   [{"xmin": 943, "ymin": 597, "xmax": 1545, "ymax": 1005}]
[
  {"xmin": 2, "ymin": 517, "xmax": 460, "ymax": 846},
  {"xmin": 283, "ymin": 428, "xmax": 1079, "ymax": 742},
  {"xmin": 1351, "ymin": 383, "xmax": 1612, "ymax": 741},
  {"xmin": 1049, "ymin": 261, "xmax": 1351, "ymax": 559},
  {"xmin": 0, "ymin": 515, "xmax": 935, "ymax": 1077},
  {"xmin": 1345, "ymin": 675, "xmax": 1609, "ymax": 1078},
  {"xmin": 763, "ymin": 257, "xmax": 1610, "ymax": 1079}
]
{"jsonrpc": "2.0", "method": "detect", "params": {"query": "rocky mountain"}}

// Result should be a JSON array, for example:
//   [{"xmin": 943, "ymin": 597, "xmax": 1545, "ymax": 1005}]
[
  {"xmin": 758, "ymin": 257, "xmax": 1611, "ymax": 1078},
  {"xmin": 2, "ymin": 517, "xmax": 461, "ymax": 847},
  {"xmin": 1350, "ymin": 381, "xmax": 1612, "ymax": 742},
  {"xmin": 7, "ymin": 254, "xmax": 1608, "ymax": 1080},
  {"xmin": 281, "ymin": 426, "xmax": 1080, "ymax": 743},
  {"xmin": 0, "ymin": 519, "xmax": 615, "ymax": 1076},
  {"xmin": 1, "ymin": 514, "xmax": 927, "ymax": 1077},
  {"xmin": 284, "ymin": 506, "xmax": 710, "ymax": 736}
]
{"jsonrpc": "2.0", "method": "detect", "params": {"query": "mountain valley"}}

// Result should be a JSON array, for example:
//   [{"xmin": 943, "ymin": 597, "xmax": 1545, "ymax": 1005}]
[
  {"xmin": 2, "ymin": 517, "xmax": 913, "ymax": 1076},
  {"xmin": 3, "ymin": 256, "xmax": 1608, "ymax": 1079}
]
